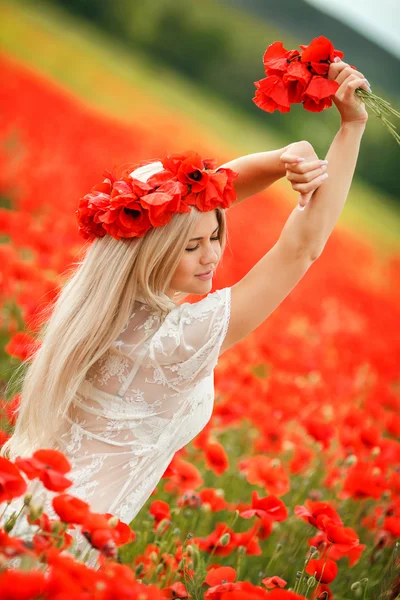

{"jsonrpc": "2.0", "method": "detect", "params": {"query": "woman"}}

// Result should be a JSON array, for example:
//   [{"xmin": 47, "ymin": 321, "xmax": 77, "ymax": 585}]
[{"xmin": 0, "ymin": 59, "xmax": 369, "ymax": 567}]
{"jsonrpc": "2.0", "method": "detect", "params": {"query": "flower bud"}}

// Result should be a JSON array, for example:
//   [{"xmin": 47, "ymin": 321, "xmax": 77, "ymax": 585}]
[
  {"xmin": 95, "ymin": 581, "xmax": 106, "ymax": 592},
  {"xmin": 135, "ymin": 563, "xmax": 144, "ymax": 576},
  {"xmin": 219, "ymin": 533, "xmax": 231, "ymax": 546},
  {"xmin": 156, "ymin": 518, "xmax": 170, "ymax": 533},
  {"xmin": 309, "ymin": 489, "xmax": 323, "ymax": 501},
  {"xmin": 108, "ymin": 516, "xmax": 119, "ymax": 528},
  {"xmin": 237, "ymin": 545, "xmax": 247, "ymax": 555},
  {"xmin": 186, "ymin": 544, "xmax": 193, "ymax": 556},
  {"xmin": 344, "ymin": 454, "xmax": 357, "ymax": 466},
  {"xmin": 307, "ymin": 576, "xmax": 317, "ymax": 587},
  {"xmin": 351, "ymin": 581, "xmax": 361, "ymax": 591},
  {"xmin": 296, "ymin": 571, "xmax": 302, "ymax": 579},
  {"xmin": 23, "ymin": 493, "xmax": 33, "ymax": 506},
  {"xmin": 4, "ymin": 514, "xmax": 18, "ymax": 533},
  {"xmin": 149, "ymin": 551, "xmax": 158, "ymax": 563},
  {"xmin": 29, "ymin": 504, "xmax": 43, "ymax": 521},
  {"xmin": 51, "ymin": 522, "xmax": 62, "ymax": 534}
]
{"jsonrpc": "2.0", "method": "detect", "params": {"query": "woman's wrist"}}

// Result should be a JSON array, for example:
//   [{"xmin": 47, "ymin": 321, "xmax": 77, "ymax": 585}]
[{"xmin": 339, "ymin": 119, "xmax": 368, "ymax": 134}]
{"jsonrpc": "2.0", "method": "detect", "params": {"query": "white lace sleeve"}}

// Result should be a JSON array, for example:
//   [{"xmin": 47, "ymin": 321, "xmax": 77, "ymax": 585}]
[{"xmin": 148, "ymin": 287, "xmax": 231, "ymax": 391}]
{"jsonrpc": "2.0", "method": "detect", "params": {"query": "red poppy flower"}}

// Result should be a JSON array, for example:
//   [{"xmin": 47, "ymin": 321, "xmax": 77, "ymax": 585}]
[
  {"xmin": 324, "ymin": 521, "xmax": 360, "ymax": 552},
  {"xmin": 5, "ymin": 332, "xmax": 41, "ymax": 362},
  {"xmin": 238, "ymin": 455, "xmax": 290, "ymax": 496},
  {"xmin": 0, "ymin": 528, "xmax": 36, "ymax": 560},
  {"xmin": 204, "ymin": 441, "xmax": 229, "ymax": 476},
  {"xmin": 240, "ymin": 491, "xmax": 288, "ymax": 521},
  {"xmin": 163, "ymin": 455, "xmax": 203, "ymax": 494},
  {"xmin": 103, "ymin": 512, "xmax": 136, "ymax": 545},
  {"xmin": 341, "ymin": 461, "xmax": 388, "ymax": 500},
  {"xmin": 294, "ymin": 500, "xmax": 343, "ymax": 531},
  {"xmin": 81, "ymin": 512, "xmax": 117, "ymax": 557},
  {"xmin": 306, "ymin": 557, "xmax": 339, "ymax": 584},
  {"xmin": 0, "ymin": 456, "xmax": 27, "ymax": 502},
  {"xmin": 140, "ymin": 179, "xmax": 190, "ymax": 227},
  {"xmin": 15, "ymin": 449, "xmax": 72, "ymax": 492},
  {"xmin": 76, "ymin": 177, "xmax": 152, "ymax": 241},
  {"xmin": 175, "ymin": 151, "xmax": 211, "ymax": 193},
  {"xmin": 149, "ymin": 499, "xmax": 171, "ymax": 524},
  {"xmin": 205, "ymin": 565, "xmax": 236, "ymax": 586},
  {"xmin": 235, "ymin": 524, "xmax": 262, "ymax": 555},
  {"xmin": 161, "ymin": 581, "xmax": 191, "ymax": 599},
  {"xmin": 199, "ymin": 488, "xmax": 228, "ymax": 512},
  {"xmin": 0, "ymin": 569, "xmax": 46, "ymax": 599},
  {"xmin": 52, "ymin": 493, "xmax": 90, "ymax": 524},
  {"xmin": 262, "ymin": 575, "xmax": 288, "ymax": 589},
  {"xmin": 192, "ymin": 522, "xmax": 237, "ymax": 557}
]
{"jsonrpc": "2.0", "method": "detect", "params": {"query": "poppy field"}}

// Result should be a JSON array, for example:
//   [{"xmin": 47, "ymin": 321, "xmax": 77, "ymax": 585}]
[{"xmin": 0, "ymin": 40, "xmax": 399, "ymax": 600}]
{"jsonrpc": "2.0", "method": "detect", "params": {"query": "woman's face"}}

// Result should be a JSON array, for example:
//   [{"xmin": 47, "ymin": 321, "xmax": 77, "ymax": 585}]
[{"xmin": 167, "ymin": 210, "xmax": 222, "ymax": 298}]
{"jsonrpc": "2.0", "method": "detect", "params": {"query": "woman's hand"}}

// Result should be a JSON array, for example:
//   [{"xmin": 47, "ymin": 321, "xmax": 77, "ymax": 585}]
[
  {"xmin": 328, "ymin": 57, "xmax": 370, "ymax": 125},
  {"xmin": 280, "ymin": 140, "xmax": 329, "ymax": 209}
]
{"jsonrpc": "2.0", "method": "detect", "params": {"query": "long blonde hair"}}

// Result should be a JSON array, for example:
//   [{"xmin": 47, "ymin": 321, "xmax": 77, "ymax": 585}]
[{"xmin": 1, "ymin": 162, "xmax": 229, "ymax": 460}]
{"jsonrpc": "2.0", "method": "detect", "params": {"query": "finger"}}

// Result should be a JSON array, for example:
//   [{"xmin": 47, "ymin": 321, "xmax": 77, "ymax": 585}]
[
  {"xmin": 337, "ymin": 75, "xmax": 370, "ymax": 98},
  {"xmin": 291, "ymin": 172, "xmax": 329, "ymax": 194},
  {"xmin": 285, "ymin": 159, "xmax": 327, "ymax": 174},
  {"xmin": 286, "ymin": 164, "xmax": 328, "ymax": 182},
  {"xmin": 346, "ymin": 77, "xmax": 370, "ymax": 94},
  {"xmin": 328, "ymin": 59, "xmax": 349, "ymax": 80},
  {"xmin": 280, "ymin": 154, "xmax": 305, "ymax": 163},
  {"xmin": 335, "ymin": 65, "xmax": 365, "ymax": 87}
]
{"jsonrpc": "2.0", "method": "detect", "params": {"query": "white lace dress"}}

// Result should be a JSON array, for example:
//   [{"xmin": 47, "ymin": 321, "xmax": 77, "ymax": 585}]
[{"xmin": 2, "ymin": 287, "xmax": 232, "ymax": 568}]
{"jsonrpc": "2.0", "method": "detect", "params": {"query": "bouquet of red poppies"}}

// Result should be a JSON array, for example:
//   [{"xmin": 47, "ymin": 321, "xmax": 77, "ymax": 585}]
[{"xmin": 253, "ymin": 36, "xmax": 400, "ymax": 145}]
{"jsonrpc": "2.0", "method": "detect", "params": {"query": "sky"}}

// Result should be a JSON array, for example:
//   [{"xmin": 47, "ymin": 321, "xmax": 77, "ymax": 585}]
[{"xmin": 303, "ymin": 0, "xmax": 400, "ymax": 59}]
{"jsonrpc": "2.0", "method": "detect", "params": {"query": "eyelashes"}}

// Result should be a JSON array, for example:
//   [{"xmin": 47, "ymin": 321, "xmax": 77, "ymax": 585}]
[{"xmin": 186, "ymin": 235, "xmax": 220, "ymax": 252}]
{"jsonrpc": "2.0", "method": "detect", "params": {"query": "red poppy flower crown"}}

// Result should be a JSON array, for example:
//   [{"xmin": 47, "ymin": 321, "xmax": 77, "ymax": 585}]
[{"xmin": 76, "ymin": 150, "xmax": 239, "ymax": 241}]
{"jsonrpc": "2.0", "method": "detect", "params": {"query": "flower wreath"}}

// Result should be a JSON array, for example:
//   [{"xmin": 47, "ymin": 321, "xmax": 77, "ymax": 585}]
[{"xmin": 76, "ymin": 150, "xmax": 239, "ymax": 241}]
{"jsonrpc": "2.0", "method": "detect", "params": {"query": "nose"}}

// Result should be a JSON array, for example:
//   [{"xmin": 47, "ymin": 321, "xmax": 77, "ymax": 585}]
[{"xmin": 200, "ymin": 243, "xmax": 219, "ymax": 267}]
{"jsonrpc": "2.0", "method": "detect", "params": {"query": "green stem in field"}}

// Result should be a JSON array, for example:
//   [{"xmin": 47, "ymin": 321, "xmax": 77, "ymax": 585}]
[
  {"xmin": 0, "ymin": 501, "xmax": 13, "ymax": 521},
  {"xmin": 293, "ymin": 546, "xmax": 319, "ymax": 593}
]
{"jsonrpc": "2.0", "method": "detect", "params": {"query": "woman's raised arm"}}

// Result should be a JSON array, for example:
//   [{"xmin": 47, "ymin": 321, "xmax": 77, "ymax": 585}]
[{"xmin": 218, "ymin": 146, "xmax": 289, "ymax": 206}]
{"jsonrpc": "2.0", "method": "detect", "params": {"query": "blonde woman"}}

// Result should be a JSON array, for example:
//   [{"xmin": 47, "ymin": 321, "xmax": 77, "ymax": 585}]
[{"xmin": 0, "ymin": 59, "xmax": 368, "ymax": 567}]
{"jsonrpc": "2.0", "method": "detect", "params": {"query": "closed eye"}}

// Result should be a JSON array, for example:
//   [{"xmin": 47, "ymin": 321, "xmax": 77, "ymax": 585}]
[{"xmin": 186, "ymin": 234, "xmax": 220, "ymax": 252}]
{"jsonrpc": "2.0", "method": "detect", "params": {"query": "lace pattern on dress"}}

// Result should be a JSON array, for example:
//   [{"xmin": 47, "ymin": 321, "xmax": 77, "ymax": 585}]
[{"xmin": 2, "ymin": 287, "xmax": 231, "ymax": 571}]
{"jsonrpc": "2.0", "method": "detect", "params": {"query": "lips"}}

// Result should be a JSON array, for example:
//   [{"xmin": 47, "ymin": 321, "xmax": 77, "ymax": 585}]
[{"xmin": 196, "ymin": 270, "xmax": 212, "ymax": 276}]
